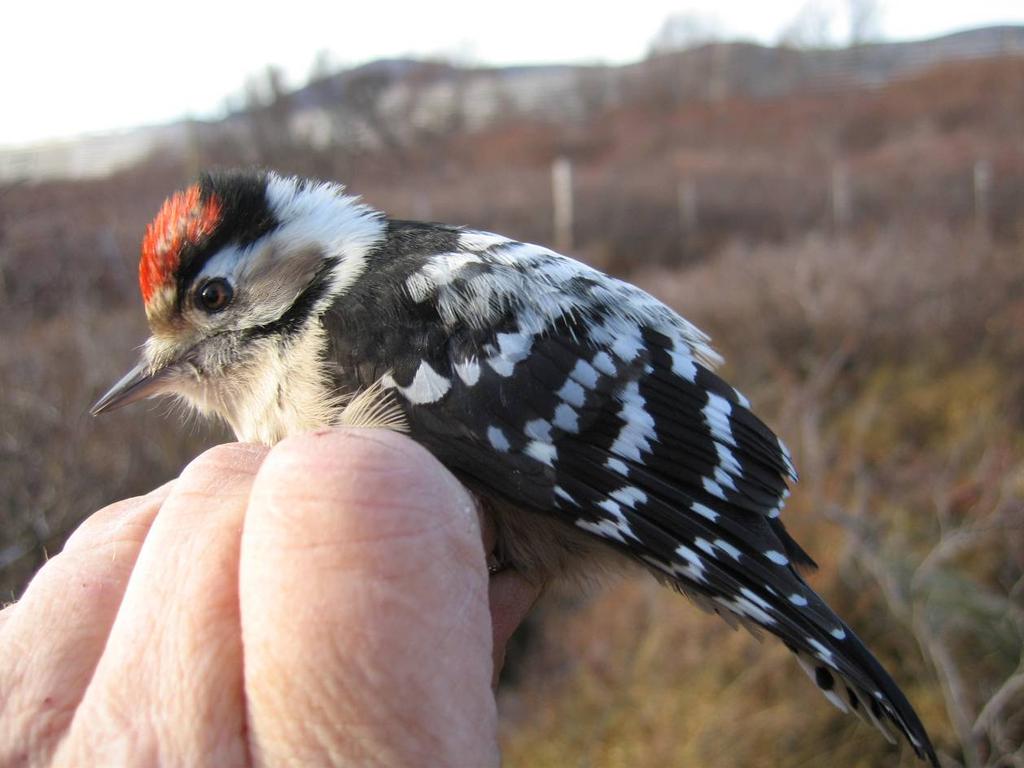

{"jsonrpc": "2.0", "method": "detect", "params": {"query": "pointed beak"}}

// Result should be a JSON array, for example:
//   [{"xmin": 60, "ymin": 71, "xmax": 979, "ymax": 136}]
[{"xmin": 90, "ymin": 361, "xmax": 174, "ymax": 416}]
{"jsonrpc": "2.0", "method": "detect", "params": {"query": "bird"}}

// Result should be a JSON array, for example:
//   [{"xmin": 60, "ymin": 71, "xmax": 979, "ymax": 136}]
[{"xmin": 91, "ymin": 169, "xmax": 937, "ymax": 765}]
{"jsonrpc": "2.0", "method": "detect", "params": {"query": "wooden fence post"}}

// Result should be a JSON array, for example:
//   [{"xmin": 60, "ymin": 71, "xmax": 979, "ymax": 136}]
[
  {"xmin": 552, "ymin": 157, "xmax": 573, "ymax": 253},
  {"xmin": 678, "ymin": 178, "xmax": 699, "ymax": 237},
  {"xmin": 974, "ymin": 158, "xmax": 992, "ymax": 242},
  {"xmin": 830, "ymin": 161, "xmax": 852, "ymax": 233}
]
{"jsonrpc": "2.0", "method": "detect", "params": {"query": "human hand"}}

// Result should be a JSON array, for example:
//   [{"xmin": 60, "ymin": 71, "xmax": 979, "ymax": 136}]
[{"xmin": 0, "ymin": 428, "xmax": 541, "ymax": 766}]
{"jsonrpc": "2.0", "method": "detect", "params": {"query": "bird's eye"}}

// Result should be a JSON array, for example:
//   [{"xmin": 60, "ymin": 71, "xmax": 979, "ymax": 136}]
[{"xmin": 196, "ymin": 278, "xmax": 234, "ymax": 313}]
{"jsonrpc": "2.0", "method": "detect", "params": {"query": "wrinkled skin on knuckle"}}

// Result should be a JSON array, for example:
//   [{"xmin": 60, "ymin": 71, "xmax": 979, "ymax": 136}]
[
  {"xmin": 60, "ymin": 496, "xmax": 148, "ymax": 553},
  {"xmin": 60, "ymin": 484, "xmax": 171, "ymax": 556},
  {"xmin": 179, "ymin": 442, "xmax": 266, "ymax": 487},
  {"xmin": 258, "ymin": 428, "xmax": 479, "ymax": 548},
  {"xmin": 157, "ymin": 444, "xmax": 267, "ymax": 525}
]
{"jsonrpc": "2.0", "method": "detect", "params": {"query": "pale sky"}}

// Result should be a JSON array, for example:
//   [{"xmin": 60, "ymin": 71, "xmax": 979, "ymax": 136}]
[{"xmin": 3, "ymin": 0, "xmax": 1023, "ymax": 147}]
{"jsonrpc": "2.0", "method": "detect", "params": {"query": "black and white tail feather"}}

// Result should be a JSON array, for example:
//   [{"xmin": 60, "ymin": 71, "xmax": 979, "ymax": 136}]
[{"xmin": 327, "ymin": 217, "xmax": 938, "ymax": 765}]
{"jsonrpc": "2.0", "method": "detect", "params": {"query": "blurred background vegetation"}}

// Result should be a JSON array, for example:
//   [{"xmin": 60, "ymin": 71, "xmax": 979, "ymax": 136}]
[{"xmin": 1, "ymin": 7, "xmax": 1023, "ymax": 767}]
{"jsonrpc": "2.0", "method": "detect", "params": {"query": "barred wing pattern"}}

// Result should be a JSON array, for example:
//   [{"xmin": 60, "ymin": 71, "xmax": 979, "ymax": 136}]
[{"xmin": 327, "ymin": 222, "xmax": 937, "ymax": 765}]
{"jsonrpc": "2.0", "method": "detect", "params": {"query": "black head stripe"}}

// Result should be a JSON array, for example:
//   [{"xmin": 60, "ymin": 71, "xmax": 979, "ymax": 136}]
[{"xmin": 174, "ymin": 170, "xmax": 280, "ymax": 307}]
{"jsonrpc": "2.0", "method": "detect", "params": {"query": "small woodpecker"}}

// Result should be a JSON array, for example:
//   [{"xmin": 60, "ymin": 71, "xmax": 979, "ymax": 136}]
[{"xmin": 92, "ymin": 170, "xmax": 937, "ymax": 765}]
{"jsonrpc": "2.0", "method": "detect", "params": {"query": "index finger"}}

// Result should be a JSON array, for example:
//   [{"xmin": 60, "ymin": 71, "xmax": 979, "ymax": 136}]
[{"xmin": 240, "ymin": 428, "xmax": 500, "ymax": 768}]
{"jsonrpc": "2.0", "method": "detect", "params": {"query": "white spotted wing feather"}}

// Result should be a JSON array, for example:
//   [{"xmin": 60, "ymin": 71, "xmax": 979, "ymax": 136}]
[{"xmin": 346, "ymin": 227, "xmax": 936, "ymax": 766}]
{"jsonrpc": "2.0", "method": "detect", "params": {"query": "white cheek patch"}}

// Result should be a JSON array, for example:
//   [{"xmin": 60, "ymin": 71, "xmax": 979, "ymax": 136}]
[
  {"xmin": 191, "ymin": 241, "xmax": 322, "ymax": 330},
  {"xmin": 244, "ymin": 246, "xmax": 326, "ymax": 326},
  {"xmin": 264, "ymin": 173, "xmax": 384, "ymax": 305}
]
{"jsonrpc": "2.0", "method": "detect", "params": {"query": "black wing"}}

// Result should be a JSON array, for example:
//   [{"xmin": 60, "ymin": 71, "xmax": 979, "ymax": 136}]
[{"xmin": 325, "ymin": 223, "xmax": 937, "ymax": 765}]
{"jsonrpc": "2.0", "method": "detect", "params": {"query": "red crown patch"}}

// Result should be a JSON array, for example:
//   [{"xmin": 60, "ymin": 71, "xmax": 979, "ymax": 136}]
[{"xmin": 139, "ymin": 185, "xmax": 222, "ymax": 304}]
